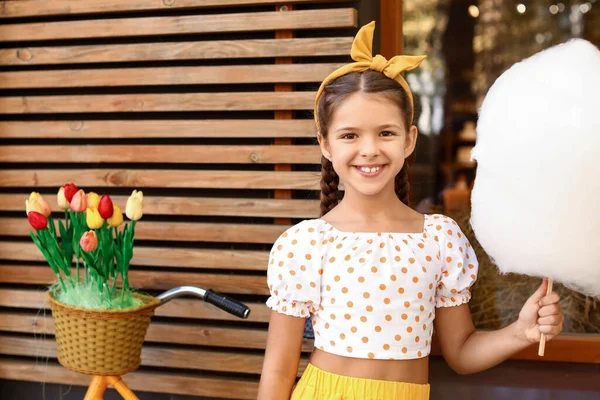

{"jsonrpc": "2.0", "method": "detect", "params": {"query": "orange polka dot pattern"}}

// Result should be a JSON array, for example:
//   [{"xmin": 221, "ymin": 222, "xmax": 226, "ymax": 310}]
[{"xmin": 266, "ymin": 214, "xmax": 478, "ymax": 360}]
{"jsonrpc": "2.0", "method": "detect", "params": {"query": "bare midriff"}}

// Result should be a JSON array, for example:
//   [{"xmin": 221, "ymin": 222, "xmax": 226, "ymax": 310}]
[{"xmin": 309, "ymin": 348, "xmax": 429, "ymax": 384}]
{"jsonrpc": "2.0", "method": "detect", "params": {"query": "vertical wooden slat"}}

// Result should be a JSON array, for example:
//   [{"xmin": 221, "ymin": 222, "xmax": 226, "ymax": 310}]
[
  {"xmin": 380, "ymin": 0, "xmax": 414, "ymax": 203},
  {"xmin": 274, "ymin": 3, "xmax": 296, "ymax": 226},
  {"xmin": 380, "ymin": 0, "xmax": 404, "ymax": 58}
]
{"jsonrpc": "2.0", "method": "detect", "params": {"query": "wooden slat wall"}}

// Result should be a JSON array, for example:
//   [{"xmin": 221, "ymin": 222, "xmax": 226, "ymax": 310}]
[{"xmin": 0, "ymin": 1, "xmax": 358, "ymax": 398}]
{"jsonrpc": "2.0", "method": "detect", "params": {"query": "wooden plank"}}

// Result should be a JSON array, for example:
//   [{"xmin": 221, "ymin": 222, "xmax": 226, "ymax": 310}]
[
  {"xmin": 0, "ymin": 120, "xmax": 316, "ymax": 139},
  {"xmin": 0, "ymin": 242, "xmax": 270, "ymax": 271},
  {"xmin": 0, "ymin": 312, "xmax": 315, "ymax": 352},
  {"xmin": 0, "ymin": 37, "xmax": 353, "ymax": 66},
  {"xmin": 0, "ymin": 337, "xmax": 274, "ymax": 375},
  {"xmin": 512, "ymin": 334, "xmax": 600, "ymax": 364},
  {"xmin": 0, "ymin": 194, "xmax": 320, "ymax": 219},
  {"xmin": 0, "ymin": 145, "xmax": 321, "ymax": 164},
  {"xmin": 0, "ymin": 9, "xmax": 357, "ymax": 42},
  {"xmin": 0, "ymin": 63, "xmax": 343, "ymax": 89},
  {"xmin": 0, "ymin": 359, "xmax": 260, "ymax": 399},
  {"xmin": 0, "ymin": 264, "xmax": 268, "ymax": 294},
  {"xmin": 0, "ymin": 336, "xmax": 310, "ymax": 376},
  {"xmin": 0, "ymin": 0, "xmax": 348, "ymax": 18},
  {"xmin": 0, "ymin": 169, "xmax": 321, "ymax": 190},
  {"xmin": 0, "ymin": 218, "xmax": 288, "ymax": 244},
  {"xmin": 0, "ymin": 288, "xmax": 271, "ymax": 323},
  {"xmin": 0, "ymin": 92, "xmax": 315, "ymax": 114}
]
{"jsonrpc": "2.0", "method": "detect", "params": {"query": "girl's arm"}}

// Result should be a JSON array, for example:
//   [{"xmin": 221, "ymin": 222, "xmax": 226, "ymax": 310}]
[
  {"xmin": 433, "ymin": 279, "xmax": 563, "ymax": 375},
  {"xmin": 257, "ymin": 311, "xmax": 307, "ymax": 400}
]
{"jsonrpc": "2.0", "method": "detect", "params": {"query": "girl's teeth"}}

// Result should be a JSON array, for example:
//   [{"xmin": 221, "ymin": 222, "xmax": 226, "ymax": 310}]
[{"xmin": 360, "ymin": 167, "xmax": 380, "ymax": 173}]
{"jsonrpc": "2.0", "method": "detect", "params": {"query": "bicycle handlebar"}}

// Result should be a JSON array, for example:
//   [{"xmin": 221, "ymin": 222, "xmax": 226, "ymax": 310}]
[{"xmin": 155, "ymin": 286, "xmax": 251, "ymax": 319}]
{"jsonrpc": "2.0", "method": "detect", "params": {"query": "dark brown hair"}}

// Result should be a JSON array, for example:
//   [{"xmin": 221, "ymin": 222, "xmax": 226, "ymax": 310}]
[{"xmin": 317, "ymin": 70, "xmax": 415, "ymax": 217}]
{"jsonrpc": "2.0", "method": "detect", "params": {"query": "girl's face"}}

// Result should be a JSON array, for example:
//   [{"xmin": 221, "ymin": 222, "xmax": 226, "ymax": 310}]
[{"xmin": 318, "ymin": 92, "xmax": 418, "ymax": 198}]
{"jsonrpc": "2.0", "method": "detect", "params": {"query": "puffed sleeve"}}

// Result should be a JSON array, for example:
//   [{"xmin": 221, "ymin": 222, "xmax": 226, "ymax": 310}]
[
  {"xmin": 434, "ymin": 215, "xmax": 479, "ymax": 307},
  {"xmin": 266, "ymin": 221, "xmax": 322, "ymax": 318}
]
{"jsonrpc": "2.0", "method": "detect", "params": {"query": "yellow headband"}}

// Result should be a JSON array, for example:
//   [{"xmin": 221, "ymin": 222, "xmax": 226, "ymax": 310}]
[{"xmin": 314, "ymin": 21, "xmax": 426, "ymax": 130}]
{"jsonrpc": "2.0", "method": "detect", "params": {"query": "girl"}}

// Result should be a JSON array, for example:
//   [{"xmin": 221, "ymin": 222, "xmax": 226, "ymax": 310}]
[{"xmin": 257, "ymin": 22, "xmax": 563, "ymax": 400}]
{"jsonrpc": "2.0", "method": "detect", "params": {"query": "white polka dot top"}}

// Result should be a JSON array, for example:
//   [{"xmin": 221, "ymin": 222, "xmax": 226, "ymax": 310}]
[{"xmin": 266, "ymin": 214, "xmax": 479, "ymax": 360}]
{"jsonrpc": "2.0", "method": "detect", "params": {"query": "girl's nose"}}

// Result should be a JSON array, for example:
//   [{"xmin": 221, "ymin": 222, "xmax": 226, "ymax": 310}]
[{"xmin": 360, "ymin": 138, "xmax": 381, "ymax": 158}]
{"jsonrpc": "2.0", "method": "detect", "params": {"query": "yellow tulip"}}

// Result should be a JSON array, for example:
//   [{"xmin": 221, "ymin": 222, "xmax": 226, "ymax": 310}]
[
  {"xmin": 87, "ymin": 192, "xmax": 101, "ymax": 209},
  {"xmin": 125, "ymin": 190, "xmax": 143, "ymax": 221},
  {"xmin": 25, "ymin": 199, "xmax": 43, "ymax": 216},
  {"xmin": 107, "ymin": 205, "xmax": 124, "ymax": 227},
  {"xmin": 57, "ymin": 187, "xmax": 70, "ymax": 210},
  {"xmin": 86, "ymin": 207, "xmax": 104, "ymax": 229},
  {"xmin": 25, "ymin": 192, "xmax": 51, "ymax": 217}
]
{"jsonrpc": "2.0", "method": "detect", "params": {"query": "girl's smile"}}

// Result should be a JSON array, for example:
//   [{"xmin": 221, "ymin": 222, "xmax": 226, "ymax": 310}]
[{"xmin": 354, "ymin": 164, "xmax": 386, "ymax": 178}]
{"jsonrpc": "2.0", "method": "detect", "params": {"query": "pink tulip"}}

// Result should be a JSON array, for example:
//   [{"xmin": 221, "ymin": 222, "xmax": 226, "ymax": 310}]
[
  {"xmin": 70, "ymin": 190, "xmax": 87, "ymax": 212},
  {"xmin": 79, "ymin": 231, "xmax": 98, "ymax": 252}
]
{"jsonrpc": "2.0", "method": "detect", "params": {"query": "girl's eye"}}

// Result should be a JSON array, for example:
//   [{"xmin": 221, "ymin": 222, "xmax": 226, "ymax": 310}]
[
  {"xmin": 341, "ymin": 133, "xmax": 357, "ymax": 139},
  {"xmin": 380, "ymin": 131, "xmax": 395, "ymax": 137}
]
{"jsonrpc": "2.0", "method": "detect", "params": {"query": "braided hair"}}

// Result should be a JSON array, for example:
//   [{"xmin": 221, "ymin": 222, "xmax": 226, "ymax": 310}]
[{"xmin": 320, "ymin": 156, "xmax": 340, "ymax": 217}]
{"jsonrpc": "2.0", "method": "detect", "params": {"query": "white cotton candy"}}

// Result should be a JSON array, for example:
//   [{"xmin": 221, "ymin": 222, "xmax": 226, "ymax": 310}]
[{"xmin": 470, "ymin": 39, "xmax": 600, "ymax": 296}]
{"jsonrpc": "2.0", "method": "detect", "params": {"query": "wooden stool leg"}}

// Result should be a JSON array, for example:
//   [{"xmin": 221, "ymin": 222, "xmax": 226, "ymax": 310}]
[
  {"xmin": 84, "ymin": 376, "xmax": 109, "ymax": 400},
  {"xmin": 106, "ymin": 376, "xmax": 139, "ymax": 400}
]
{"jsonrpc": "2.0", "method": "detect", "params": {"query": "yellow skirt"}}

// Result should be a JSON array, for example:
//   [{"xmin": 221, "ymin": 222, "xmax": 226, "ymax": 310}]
[{"xmin": 291, "ymin": 364, "xmax": 430, "ymax": 400}]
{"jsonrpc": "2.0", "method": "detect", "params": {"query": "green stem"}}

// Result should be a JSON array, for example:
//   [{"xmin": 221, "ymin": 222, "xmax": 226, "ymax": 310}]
[
  {"xmin": 57, "ymin": 273, "xmax": 66, "ymax": 293},
  {"xmin": 76, "ymin": 249, "xmax": 80, "ymax": 285}
]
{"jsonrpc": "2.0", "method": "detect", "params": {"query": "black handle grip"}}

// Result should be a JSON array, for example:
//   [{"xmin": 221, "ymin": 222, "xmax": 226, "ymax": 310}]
[{"xmin": 204, "ymin": 289, "xmax": 251, "ymax": 319}]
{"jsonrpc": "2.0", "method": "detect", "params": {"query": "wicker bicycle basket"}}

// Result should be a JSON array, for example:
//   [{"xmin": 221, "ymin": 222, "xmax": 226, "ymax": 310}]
[{"xmin": 48, "ymin": 291, "xmax": 161, "ymax": 376}]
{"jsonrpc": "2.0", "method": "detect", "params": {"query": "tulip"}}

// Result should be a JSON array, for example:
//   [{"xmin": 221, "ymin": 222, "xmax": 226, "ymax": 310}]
[
  {"xmin": 25, "ymin": 192, "xmax": 51, "ymax": 217},
  {"xmin": 28, "ymin": 211, "xmax": 48, "ymax": 230},
  {"xmin": 70, "ymin": 190, "xmax": 87, "ymax": 212},
  {"xmin": 87, "ymin": 192, "xmax": 101, "ymax": 209},
  {"xmin": 125, "ymin": 190, "xmax": 143, "ymax": 221},
  {"xmin": 80, "ymin": 231, "xmax": 98, "ymax": 252},
  {"xmin": 63, "ymin": 183, "xmax": 78, "ymax": 202},
  {"xmin": 107, "ymin": 205, "xmax": 123, "ymax": 227},
  {"xmin": 86, "ymin": 207, "xmax": 104, "ymax": 229},
  {"xmin": 25, "ymin": 198, "xmax": 43, "ymax": 215},
  {"xmin": 57, "ymin": 187, "xmax": 70, "ymax": 210},
  {"xmin": 98, "ymin": 195, "xmax": 114, "ymax": 219}
]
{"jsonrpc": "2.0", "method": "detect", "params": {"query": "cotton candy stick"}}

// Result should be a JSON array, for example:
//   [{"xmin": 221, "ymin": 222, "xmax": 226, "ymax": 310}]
[{"xmin": 537, "ymin": 279, "xmax": 553, "ymax": 357}]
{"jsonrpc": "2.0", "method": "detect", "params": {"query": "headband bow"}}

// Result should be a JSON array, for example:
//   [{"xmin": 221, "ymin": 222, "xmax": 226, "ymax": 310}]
[{"xmin": 314, "ymin": 21, "xmax": 426, "ymax": 129}]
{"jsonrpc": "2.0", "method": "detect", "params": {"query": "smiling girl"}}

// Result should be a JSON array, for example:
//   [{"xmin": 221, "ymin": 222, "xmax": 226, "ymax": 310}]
[{"xmin": 257, "ymin": 22, "xmax": 564, "ymax": 400}]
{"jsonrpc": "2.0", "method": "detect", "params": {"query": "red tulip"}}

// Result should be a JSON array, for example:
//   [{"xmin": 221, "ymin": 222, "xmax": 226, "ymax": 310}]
[
  {"xmin": 63, "ymin": 183, "xmax": 78, "ymax": 202},
  {"xmin": 98, "ymin": 195, "xmax": 114, "ymax": 219},
  {"xmin": 28, "ymin": 211, "xmax": 48, "ymax": 230},
  {"xmin": 79, "ymin": 231, "xmax": 98, "ymax": 252}
]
